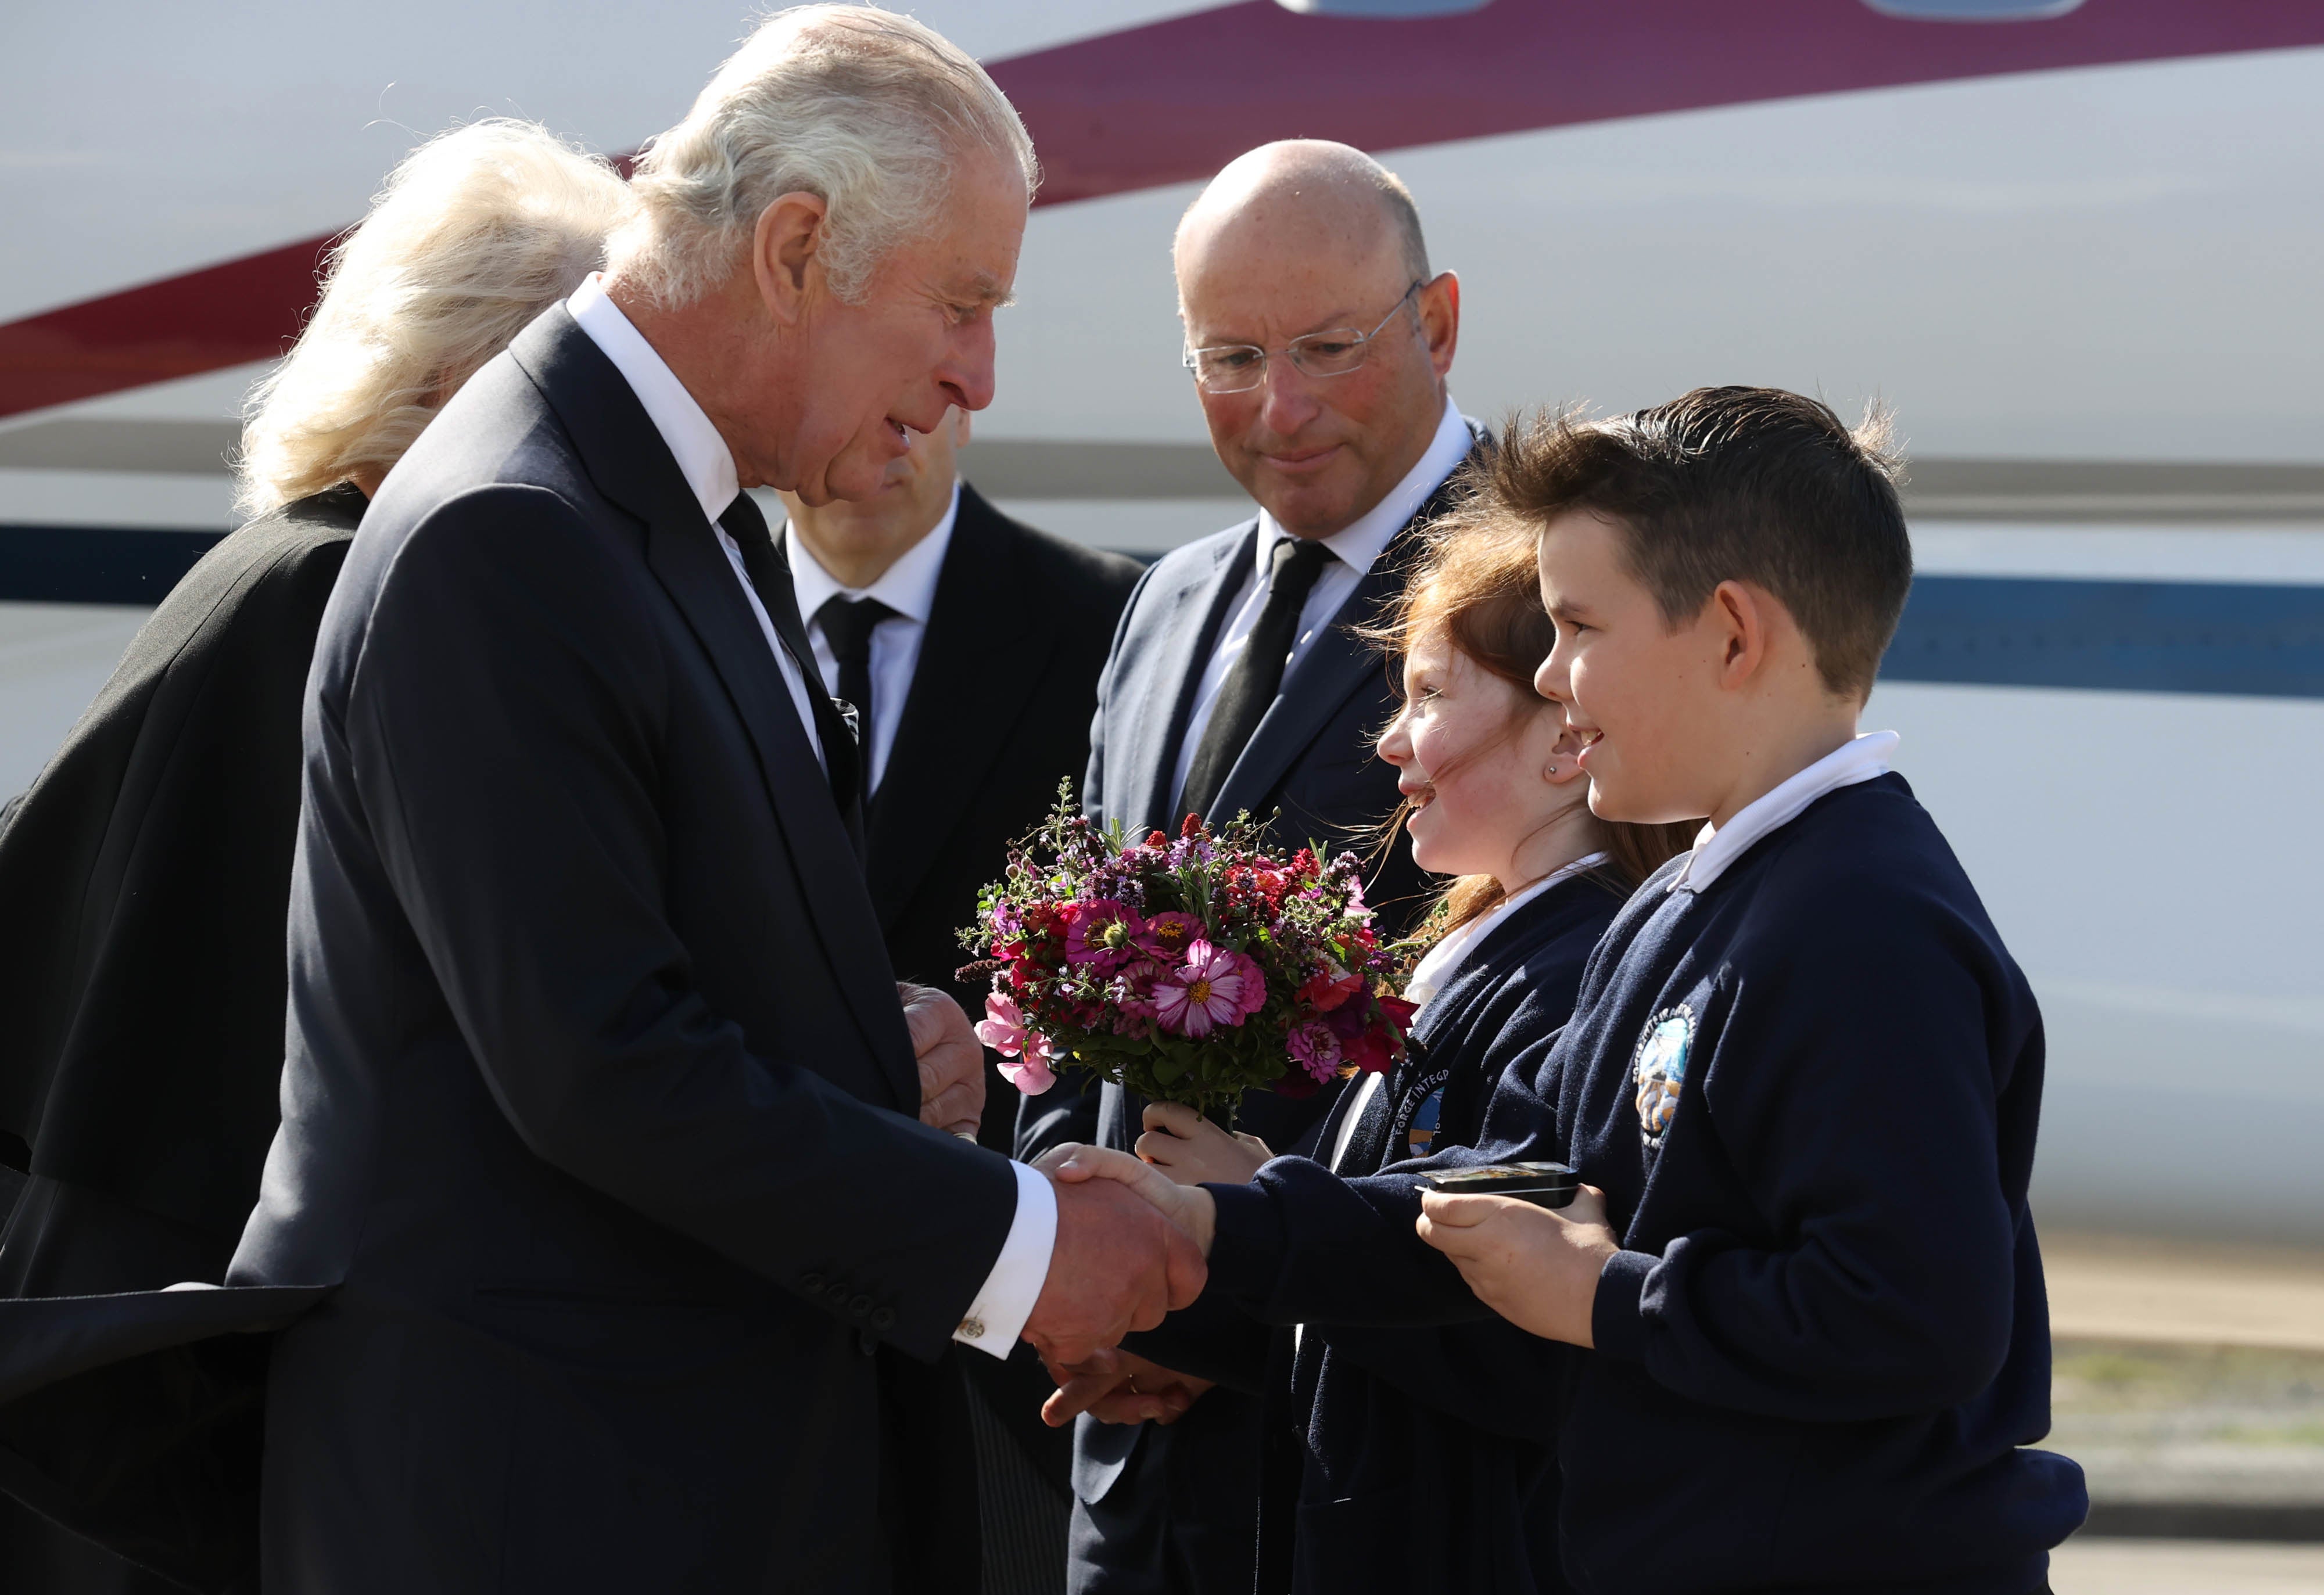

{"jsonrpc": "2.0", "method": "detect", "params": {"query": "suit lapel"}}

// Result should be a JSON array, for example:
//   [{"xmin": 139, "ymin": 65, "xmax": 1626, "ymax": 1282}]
[
  {"xmin": 512, "ymin": 309, "xmax": 918, "ymax": 1114},
  {"xmin": 1122, "ymin": 524, "xmax": 1256, "ymax": 835},
  {"xmin": 1211, "ymin": 448, "xmax": 1481, "ymax": 825},
  {"xmin": 866, "ymin": 486, "xmax": 1056, "ymax": 929}
]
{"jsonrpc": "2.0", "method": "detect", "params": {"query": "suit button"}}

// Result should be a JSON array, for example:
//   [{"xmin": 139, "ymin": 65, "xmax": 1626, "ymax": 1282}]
[
  {"xmin": 957, "ymin": 1316, "xmax": 985, "ymax": 1340},
  {"xmin": 824, "ymin": 1279, "xmax": 850, "ymax": 1301},
  {"xmin": 849, "ymin": 1294, "xmax": 873, "ymax": 1318},
  {"xmin": 870, "ymin": 1306, "xmax": 896, "ymax": 1331},
  {"xmin": 802, "ymin": 1273, "xmax": 826, "ymax": 1294}
]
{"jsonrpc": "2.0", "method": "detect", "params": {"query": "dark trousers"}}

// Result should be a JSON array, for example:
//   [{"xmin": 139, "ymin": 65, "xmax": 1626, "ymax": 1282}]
[{"xmin": 1066, "ymin": 1392, "xmax": 1262, "ymax": 1595}]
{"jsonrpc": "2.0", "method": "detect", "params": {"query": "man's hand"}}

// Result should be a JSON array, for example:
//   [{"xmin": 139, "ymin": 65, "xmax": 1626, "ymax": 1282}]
[
  {"xmin": 1039, "ymin": 1346, "xmax": 1215, "ymax": 1428},
  {"xmin": 1415, "ymin": 1183, "xmax": 1620, "ymax": 1346},
  {"xmin": 899, "ymin": 982, "xmax": 983, "ymax": 1138},
  {"xmin": 1135, "ymin": 1102, "xmax": 1271, "ymax": 1186},
  {"xmin": 1035, "ymin": 1143, "xmax": 1217, "ymax": 1257},
  {"xmin": 1020, "ymin": 1169, "xmax": 1207, "ymax": 1366}
]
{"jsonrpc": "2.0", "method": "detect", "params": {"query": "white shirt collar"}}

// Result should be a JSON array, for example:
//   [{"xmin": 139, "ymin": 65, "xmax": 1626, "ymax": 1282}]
[
  {"xmin": 566, "ymin": 274, "xmax": 738, "ymax": 526},
  {"xmin": 1404, "ymin": 849, "xmax": 1611, "ymax": 1012},
  {"xmin": 783, "ymin": 479, "xmax": 960, "ymax": 629},
  {"xmin": 1254, "ymin": 396, "xmax": 1473, "ymax": 580},
  {"xmin": 1670, "ymin": 731, "xmax": 1901, "ymax": 896}
]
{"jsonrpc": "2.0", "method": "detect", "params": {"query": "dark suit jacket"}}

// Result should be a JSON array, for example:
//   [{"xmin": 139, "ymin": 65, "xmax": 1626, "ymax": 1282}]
[
  {"xmin": 867, "ymin": 481, "xmax": 1141, "ymax": 1160},
  {"xmin": 224, "ymin": 306, "xmax": 1023, "ymax": 1594},
  {"xmin": 1016, "ymin": 449, "xmax": 1477, "ymax": 1592},
  {"xmin": 862, "ymin": 483, "xmax": 1140, "ymax": 1542},
  {"xmin": 0, "ymin": 489, "xmax": 358, "ymax": 1590}
]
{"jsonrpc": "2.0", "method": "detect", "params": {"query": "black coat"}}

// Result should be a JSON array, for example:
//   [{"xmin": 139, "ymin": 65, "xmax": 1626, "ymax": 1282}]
[
  {"xmin": 0, "ymin": 485, "xmax": 360, "ymax": 1264},
  {"xmin": 1016, "ymin": 454, "xmax": 1476, "ymax": 1595},
  {"xmin": 0, "ymin": 488, "xmax": 360, "ymax": 1591},
  {"xmin": 224, "ymin": 306, "xmax": 1025, "ymax": 1594}
]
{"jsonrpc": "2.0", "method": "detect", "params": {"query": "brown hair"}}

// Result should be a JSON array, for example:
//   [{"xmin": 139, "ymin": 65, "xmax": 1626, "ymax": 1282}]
[
  {"xmin": 1489, "ymin": 388, "xmax": 1911, "ymax": 699},
  {"xmin": 1369, "ymin": 501, "xmax": 1696, "ymax": 944}
]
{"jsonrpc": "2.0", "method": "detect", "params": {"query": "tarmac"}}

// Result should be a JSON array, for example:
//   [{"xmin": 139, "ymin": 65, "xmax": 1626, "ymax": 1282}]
[{"xmin": 2040, "ymin": 1231, "xmax": 2324, "ymax": 1590}]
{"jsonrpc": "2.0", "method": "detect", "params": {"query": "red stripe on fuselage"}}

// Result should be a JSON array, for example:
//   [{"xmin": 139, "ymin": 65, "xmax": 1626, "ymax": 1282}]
[{"xmin": 4, "ymin": 0, "xmax": 2321, "ymax": 422}]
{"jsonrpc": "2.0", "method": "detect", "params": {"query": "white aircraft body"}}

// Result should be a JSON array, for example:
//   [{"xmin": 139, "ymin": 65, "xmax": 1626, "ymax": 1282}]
[{"xmin": 3, "ymin": 1, "xmax": 2320, "ymax": 1241}]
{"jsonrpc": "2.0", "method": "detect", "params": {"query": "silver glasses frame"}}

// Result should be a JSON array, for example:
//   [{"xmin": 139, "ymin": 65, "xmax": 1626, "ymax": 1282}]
[{"xmin": 1181, "ymin": 281, "xmax": 1425, "ymax": 394}]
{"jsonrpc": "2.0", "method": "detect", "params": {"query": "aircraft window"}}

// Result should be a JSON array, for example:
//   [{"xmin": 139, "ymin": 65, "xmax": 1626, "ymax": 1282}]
[
  {"xmin": 1862, "ymin": 0, "xmax": 2086, "ymax": 17},
  {"xmin": 1275, "ymin": 0, "xmax": 1493, "ymax": 15}
]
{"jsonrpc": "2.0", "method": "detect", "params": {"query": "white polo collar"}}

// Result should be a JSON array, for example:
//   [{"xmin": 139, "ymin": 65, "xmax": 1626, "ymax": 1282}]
[
  {"xmin": 1670, "ymin": 731, "xmax": 1900, "ymax": 896},
  {"xmin": 566, "ymin": 273, "xmax": 738, "ymax": 526},
  {"xmin": 1254, "ymin": 396, "xmax": 1473, "ymax": 581},
  {"xmin": 784, "ymin": 479, "xmax": 960, "ymax": 628}
]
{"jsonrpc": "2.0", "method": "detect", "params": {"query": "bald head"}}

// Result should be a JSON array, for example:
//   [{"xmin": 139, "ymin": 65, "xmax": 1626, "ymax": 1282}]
[
  {"xmin": 1172, "ymin": 141, "xmax": 1459, "ymax": 540},
  {"xmin": 1175, "ymin": 140, "xmax": 1429, "ymax": 291}
]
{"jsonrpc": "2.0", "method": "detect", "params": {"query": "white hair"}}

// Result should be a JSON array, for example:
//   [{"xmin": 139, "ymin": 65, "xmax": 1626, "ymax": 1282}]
[
  {"xmin": 235, "ymin": 120, "xmax": 632, "ymax": 517},
  {"xmin": 611, "ymin": 4, "xmax": 1037, "ymax": 310}
]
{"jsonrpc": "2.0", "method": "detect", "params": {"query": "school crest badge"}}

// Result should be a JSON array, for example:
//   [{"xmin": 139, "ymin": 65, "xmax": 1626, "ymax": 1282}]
[{"xmin": 1631, "ymin": 1004, "xmax": 1695, "ymax": 1145}]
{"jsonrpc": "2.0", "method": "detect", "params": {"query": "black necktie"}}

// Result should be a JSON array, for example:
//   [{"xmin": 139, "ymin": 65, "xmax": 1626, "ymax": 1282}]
[
  {"xmin": 1177, "ymin": 535, "xmax": 1336, "ymax": 824},
  {"xmin": 813, "ymin": 595, "xmax": 899, "ymax": 770},
  {"xmin": 716, "ymin": 495, "xmax": 861, "ymax": 823}
]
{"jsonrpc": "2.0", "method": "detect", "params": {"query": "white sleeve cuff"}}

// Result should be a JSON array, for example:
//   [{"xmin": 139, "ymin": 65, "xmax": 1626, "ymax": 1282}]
[{"xmin": 952, "ymin": 1160, "xmax": 1056, "ymax": 1359}]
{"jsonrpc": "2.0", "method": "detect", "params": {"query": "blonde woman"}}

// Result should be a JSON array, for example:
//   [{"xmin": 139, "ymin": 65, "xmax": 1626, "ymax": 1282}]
[{"xmin": 0, "ymin": 120, "xmax": 628, "ymax": 1298}]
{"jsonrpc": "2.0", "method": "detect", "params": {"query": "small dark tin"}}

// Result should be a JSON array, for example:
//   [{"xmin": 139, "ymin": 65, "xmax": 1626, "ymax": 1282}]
[{"xmin": 1416, "ymin": 1161, "xmax": 1580, "ymax": 1210}]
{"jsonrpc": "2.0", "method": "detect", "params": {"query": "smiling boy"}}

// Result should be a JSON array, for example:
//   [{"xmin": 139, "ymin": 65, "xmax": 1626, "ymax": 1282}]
[{"xmin": 1050, "ymin": 387, "xmax": 2088, "ymax": 1594}]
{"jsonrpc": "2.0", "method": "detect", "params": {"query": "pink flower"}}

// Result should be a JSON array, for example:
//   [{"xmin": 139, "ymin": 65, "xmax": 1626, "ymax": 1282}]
[
  {"xmin": 1153, "ymin": 940, "xmax": 1257, "ymax": 1039},
  {"xmin": 1111, "ymin": 959, "xmax": 1164, "ymax": 1021},
  {"xmin": 1064, "ymin": 900, "xmax": 1143, "ymax": 966},
  {"xmin": 1002, "ymin": 1033, "xmax": 1059, "ymax": 1096},
  {"xmin": 975, "ymin": 992, "xmax": 1028, "ymax": 1057},
  {"xmin": 1139, "ymin": 912, "xmax": 1203, "ymax": 961},
  {"xmin": 1287, "ymin": 1019, "xmax": 1342, "ymax": 1083}
]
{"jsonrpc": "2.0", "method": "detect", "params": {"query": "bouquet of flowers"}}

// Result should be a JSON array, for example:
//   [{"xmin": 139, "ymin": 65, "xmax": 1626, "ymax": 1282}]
[{"xmin": 957, "ymin": 787, "xmax": 1418, "ymax": 1122}]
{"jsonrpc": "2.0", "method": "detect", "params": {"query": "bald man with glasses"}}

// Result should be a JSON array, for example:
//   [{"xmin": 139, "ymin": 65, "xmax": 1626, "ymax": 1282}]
[{"xmin": 1017, "ymin": 139, "xmax": 1480, "ymax": 1595}]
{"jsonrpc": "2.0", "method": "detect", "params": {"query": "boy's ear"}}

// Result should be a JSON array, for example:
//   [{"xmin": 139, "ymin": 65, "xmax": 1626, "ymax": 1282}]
[{"xmin": 1710, "ymin": 580, "xmax": 1769, "ymax": 691}]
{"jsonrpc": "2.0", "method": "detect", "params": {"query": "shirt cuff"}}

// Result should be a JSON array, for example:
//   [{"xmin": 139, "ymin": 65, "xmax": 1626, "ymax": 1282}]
[
  {"xmin": 952, "ymin": 1160, "xmax": 1056, "ymax": 1359},
  {"xmin": 1591, "ymin": 1247, "xmax": 1657, "ymax": 1363}
]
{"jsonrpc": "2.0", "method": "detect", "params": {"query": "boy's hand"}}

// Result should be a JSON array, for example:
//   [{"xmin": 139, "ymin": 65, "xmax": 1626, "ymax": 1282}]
[
  {"xmin": 1135, "ymin": 1102, "xmax": 1272, "ymax": 1186},
  {"xmin": 1416, "ymin": 1183, "xmax": 1620, "ymax": 1346}
]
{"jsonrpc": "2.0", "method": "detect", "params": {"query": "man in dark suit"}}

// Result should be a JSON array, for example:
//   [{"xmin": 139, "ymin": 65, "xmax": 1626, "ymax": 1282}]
[
  {"xmin": 221, "ymin": 13, "xmax": 1201, "ymax": 1592},
  {"xmin": 1016, "ymin": 139, "xmax": 1480, "ymax": 1595},
  {"xmin": 776, "ymin": 408, "xmax": 1142, "ymax": 1593}
]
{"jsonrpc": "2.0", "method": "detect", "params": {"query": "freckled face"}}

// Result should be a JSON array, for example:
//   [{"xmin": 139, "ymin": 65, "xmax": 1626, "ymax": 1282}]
[
  {"xmin": 1532, "ymin": 510, "xmax": 1726, "ymax": 825},
  {"xmin": 1378, "ymin": 630, "xmax": 1565, "ymax": 881}
]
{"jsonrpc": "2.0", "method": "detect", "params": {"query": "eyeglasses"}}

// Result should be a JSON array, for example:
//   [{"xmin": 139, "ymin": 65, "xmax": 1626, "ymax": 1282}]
[{"xmin": 1182, "ymin": 282, "xmax": 1424, "ymax": 396}]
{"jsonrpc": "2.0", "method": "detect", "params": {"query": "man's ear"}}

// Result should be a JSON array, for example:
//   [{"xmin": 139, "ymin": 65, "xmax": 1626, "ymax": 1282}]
[
  {"xmin": 1419, "ymin": 270, "xmax": 1460, "ymax": 380},
  {"xmin": 1710, "ymin": 580, "xmax": 1770, "ymax": 691},
  {"xmin": 752, "ymin": 191, "xmax": 830, "ymax": 325}
]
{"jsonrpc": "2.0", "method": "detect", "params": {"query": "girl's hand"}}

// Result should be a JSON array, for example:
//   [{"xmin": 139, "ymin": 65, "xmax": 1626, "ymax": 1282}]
[
  {"xmin": 1135, "ymin": 1102, "xmax": 1272, "ymax": 1187},
  {"xmin": 1415, "ymin": 1183, "xmax": 1619, "ymax": 1346},
  {"xmin": 1037, "ymin": 1143, "xmax": 1218, "ymax": 1257}
]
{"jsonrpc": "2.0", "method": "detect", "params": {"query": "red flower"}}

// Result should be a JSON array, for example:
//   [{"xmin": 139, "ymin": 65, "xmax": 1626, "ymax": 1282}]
[
  {"xmin": 1376, "ymin": 994, "xmax": 1419, "ymax": 1036},
  {"xmin": 1181, "ymin": 813, "xmax": 1203, "ymax": 839},
  {"xmin": 1326, "ymin": 1002, "xmax": 1396, "ymax": 1075},
  {"xmin": 1297, "ymin": 962, "xmax": 1365, "ymax": 1014}
]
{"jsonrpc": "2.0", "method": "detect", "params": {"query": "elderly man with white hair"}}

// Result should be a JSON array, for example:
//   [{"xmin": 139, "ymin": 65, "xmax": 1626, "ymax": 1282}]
[{"xmin": 222, "ymin": 9, "xmax": 1203, "ymax": 1590}]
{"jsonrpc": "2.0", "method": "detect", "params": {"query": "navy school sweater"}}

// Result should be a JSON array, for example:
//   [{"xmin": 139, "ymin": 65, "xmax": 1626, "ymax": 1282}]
[
  {"xmin": 1141, "ymin": 872, "xmax": 1619, "ymax": 1594},
  {"xmin": 1203, "ymin": 773, "xmax": 2086, "ymax": 1595}
]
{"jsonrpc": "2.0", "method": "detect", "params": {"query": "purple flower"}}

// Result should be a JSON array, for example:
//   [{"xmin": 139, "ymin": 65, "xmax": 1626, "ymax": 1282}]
[
  {"xmin": 1139, "ymin": 911, "xmax": 1203, "ymax": 962},
  {"xmin": 1063, "ymin": 899, "xmax": 1143, "ymax": 966}
]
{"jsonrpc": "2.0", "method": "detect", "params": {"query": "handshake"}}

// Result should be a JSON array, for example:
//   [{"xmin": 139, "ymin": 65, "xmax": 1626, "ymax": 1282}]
[{"xmin": 903, "ymin": 983, "xmax": 1216, "ymax": 1367}]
